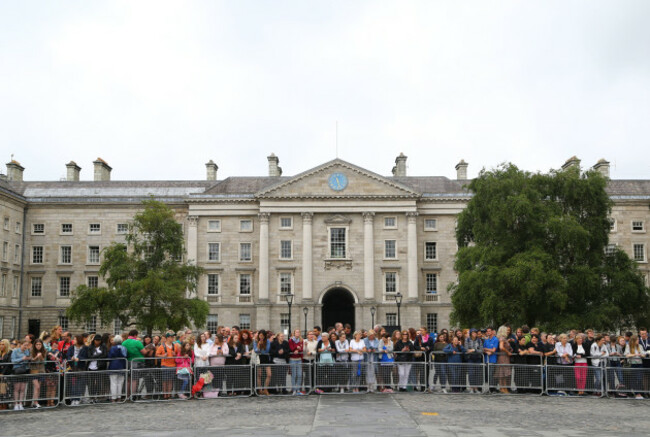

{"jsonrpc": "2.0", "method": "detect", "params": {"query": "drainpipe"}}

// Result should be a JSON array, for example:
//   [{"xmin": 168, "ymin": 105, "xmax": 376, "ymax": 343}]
[{"xmin": 17, "ymin": 206, "xmax": 27, "ymax": 339}]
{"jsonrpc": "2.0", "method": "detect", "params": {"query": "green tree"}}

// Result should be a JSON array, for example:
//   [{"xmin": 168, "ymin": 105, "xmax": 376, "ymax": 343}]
[
  {"xmin": 450, "ymin": 163, "xmax": 650, "ymax": 331},
  {"xmin": 67, "ymin": 199, "xmax": 209, "ymax": 334}
]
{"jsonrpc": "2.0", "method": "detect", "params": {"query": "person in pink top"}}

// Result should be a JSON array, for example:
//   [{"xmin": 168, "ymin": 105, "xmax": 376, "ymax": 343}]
[{"xmin": 175, "ymin": 342, "xmax": 193, "ymax": 399}]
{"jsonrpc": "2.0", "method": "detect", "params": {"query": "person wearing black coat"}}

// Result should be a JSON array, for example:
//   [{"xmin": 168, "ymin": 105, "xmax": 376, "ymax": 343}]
[
  {"xmin": 66, "ymin": 335, "xmax": 89, "ymax": 405},
  {"xmin": 395, "ymin": 331, "xmax": 415, "ymax": 391},
  {"xmin": 87, "ymin": 335, "xmax": 109, "ymax": 401},
  {"xmin": 269, "ymin": 333, "xmax": 290, "ymax": 393}
]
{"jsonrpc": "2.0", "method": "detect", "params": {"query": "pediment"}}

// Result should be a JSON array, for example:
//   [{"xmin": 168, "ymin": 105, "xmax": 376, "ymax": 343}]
[
  {"xmin": 256, "ymin": 159, "xmax": 419, "ymax": 199},
  {"xmin": 324, "ymin": 214, "xmax": 352, "ymax": 225}
]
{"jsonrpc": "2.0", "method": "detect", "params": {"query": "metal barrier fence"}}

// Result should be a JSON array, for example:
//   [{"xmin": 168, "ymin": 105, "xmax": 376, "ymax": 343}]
[
  {"xmin": 63, "ymin": 358, "xmax": 128, "ymax": 406},
  {"xmin": 604, "ymin": 357, "xmax": 650, "ymax": 398},
  {"xmin": 0, "ymin": 361, "xmax": 60, "ymax": 411},
  {"xmin": 370, "ymin": 352, "xmax": 428, "ymax": 393},
  {"xmin": 130, "ymin": 358, "xmax": 192, "ymax": 401},
  {"xmin": 314, "ymin": 360, "xmax": 368, "ymax": 394},
  {"xmin": 546, "ymin": 364, "xmax": 604, "ymax": 396},
  {"xmin": 487, "ymin": 355, "xmax": 544, "ymax": 395},
  {"xmin": 256, "ymin": 362, "xmax": 313, "ymax": 395},
  {"xmin": 429, "ymin": 353, "xmax": 485, "ymax": 393},
  {"xmin": 195, "ymin": 364, "xmax": 253, "ymax": 398}
]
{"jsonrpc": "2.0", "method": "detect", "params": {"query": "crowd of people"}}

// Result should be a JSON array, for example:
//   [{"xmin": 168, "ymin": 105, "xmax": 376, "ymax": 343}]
[{"xmin": 1, "ymin": 322, "xmax": 650, "ymax": 411}]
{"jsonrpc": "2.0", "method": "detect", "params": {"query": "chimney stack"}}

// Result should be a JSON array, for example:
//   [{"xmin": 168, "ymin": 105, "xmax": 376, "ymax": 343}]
[
  {"xmin": 6, "ymin": 160, "xmax": 24, "ymax": 182},
  {"xmin": 268, "ymin": 153, "xmax": 282, "ymax": 177},
  {"xmin": 66, "ymin": 161, "xmax": 81, "ymax": 181},
  {"xmin": 93, "ymin": 158, "xmax": 112, "ymax": 181},
  {"xmin": 455, "ymin": 159, "xmax": 468, "ymax": 180},
  {"xmin": 206, "ymin": 160, "xmax": 218, "ymax": 181},
  {"xmin": 561, "ymin": 156, "xmax": 581, "ymax": 171},
  {"xmin": 392, "ymin": 153, "xmax": 407, "ymax": 177},
  {"xmin": 593, "ymin": 158, "xmax": 610, "ymax": 178}
]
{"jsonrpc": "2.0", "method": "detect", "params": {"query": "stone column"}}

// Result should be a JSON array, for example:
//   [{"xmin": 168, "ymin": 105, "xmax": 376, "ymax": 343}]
[
  {"xmin": 259, "ymin": 213, "xmax": 270, "ymax": 302},
  {"xmin": 302, "ymin": 212, "xmax": 313, "ymax": 301},
  {"xmin": 406, "ymin": 212, "xmax": 419, "ymax": 300},
  {"xmin": 363, "ymin": 212, "xmax": 375, "ymax": 300},
  {"xmin": 186, "ymin": 216, "xmax": 199, "ymax": 297}
]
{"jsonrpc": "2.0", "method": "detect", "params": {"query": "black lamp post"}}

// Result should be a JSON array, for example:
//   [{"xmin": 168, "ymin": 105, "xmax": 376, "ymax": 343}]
[
  {"xmin": 395, "ymin": 292, "xmax": 403, "ymax": 330},
  {"xmin": 303, "ymin": 307, "xmax": 309, "ymax": 337},
  {"xmin": 285, "ymin": 293, "xmax": 294, "ymax": 335},
  {"xmin": 370, "ymin": 306, "xmax": 376, "ymax": 328}
]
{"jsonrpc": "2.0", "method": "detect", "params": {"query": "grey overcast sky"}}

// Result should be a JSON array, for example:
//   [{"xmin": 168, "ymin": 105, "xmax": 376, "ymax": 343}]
[{"xmin": 1, "ymin": 1, "xmax": 649, "ymax": 181}]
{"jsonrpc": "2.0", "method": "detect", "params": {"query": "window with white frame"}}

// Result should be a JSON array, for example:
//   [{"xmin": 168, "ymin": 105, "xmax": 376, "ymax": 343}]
[
  {"xmin": 386, "ymin": 313, "xmax": 397, "ymax": 326},
  {"xmin": 14, "ymin": 244, "xmax": 19, "ymax": 264},
  {"xmin": 208, "ymin": 243, "xmax": 220, "ymax": 262},
  {"xmin": 239, "ymin": 243, "xmax": 252, "ymax": 262},
  {"xmin": 15, "ymin": 221, "xmax": 21, "ymax": 234},
  {"xmin": 424, "ymin": 218, "xmax": 437, "ymax": 231},
  {"xmin": 58, "ymin": 316, "xmax": 69, "ymax": 331},
  {"xmin": 279, "ymin": 272, "xmax": 292, "ymax": 295},
  {"xmin": 280, "ymin": 313, "xmax": 290, "ymax": 333},
  {"xmin": 12, "ymin": 276, "xmax": 18, "ymax": 297},
  {"xmin": 60, "ymin": 245, "xmax": 72, "ymax": 264},
  {"xmin": 86, "ymin": 315, "xmax": 97, "ymax": 334},
  {"xmin": 329, "ymin": 227, "xmax": 347, "ymax": 258},
  {"xmin": 426, "ymin": 313, "xmax": 438, "ymax": 333},
  {"xmin": 425, "ymin": 273, "xmax": 438, "ymax": 294},
  {"xmin": 2, "ymin": 241, "xmax": 7, "ymax": 261},
  {"xmin": 207, "ymin": 274, "xmax": 220, "ymax": 295},
  {"xmin": 32, "ymin": 246, "xmax": 43, "ymax": 264},
  {"xmin": 239, "ymin": 314, "xmax": 251, "ymax": 330},
  {"xmin": 384, "ymin": 240, "xmax": 396, "ymax": 259},
  {"xmin": 88, "ymin": 246, "xmax": 100, "ymax": 264},
  {"xmin": 280, "ymin": 240, "xmax": 292, "ymax": 259},
  {"xmin": 384, "ymin": 217, "xmax": 396, "ymax": 229},
  {"xmin": 632, "ymin": 221, "xmax": 645, "ymax": 232},
  {"xmin": 279, "ymin": 217, "xmax": 293, "ymax": 230},
  {"xmin": 59, "ymin": 276, "xmax": 71, "ymax": 297},
  {"xmin": 239, "ymin": 274, "xmax": 251, "ymax": 295},
  {"xmin": 605, "ymin": 244, "xmax": 617, "ymax": 256},
  {"xmin": 61, "ymin": 223, "xmax": 73, "ymax": 234},
  {"xmin": 207, "ymin": 220, "xmax": 221, "ymax": 232},
  {"xmin": 240, "ymin": 219, "xmax": 253, "ymax": 232},
  {"xmin": 0, "ymin": 274, "xmax": 6, "ymax": 297},
  {"xmin": 116, "ymin": 223, "xmax": 128, "ymax": 234},
  {"xmin": 89, "ymin": 223, "xmax": 101, "ymax": 234},
  {"xmin": 425, "ymin": 242, "xmax": 437, "ymax": 260},
  {"xmin": 207, "ymin": 314, "xmax": 219, "ymax": 334},
  {"xmin": 87, "ymin": 276, "xmax": 99, "ymax": 288},
  {"xmin": 33, "ymin": 223, "xmax": 44, "ymax": 234},
  {"xmin": 113, "ymin": 318, "xmax": 122, "ymax": 335},
  {"xmin": 11, "ymin": 317, "xmax": 17, "ymax": 338},
  {"xmin": 634, "ymin": 244, "xmax": 646, "ymax": 262},
  {"xmin": 31, "ymin": 276, "xmax": 42, "ymax": 297},
  {"xmin": 385, "ymin": 272, "xmax": 397, "ymax": 294}
]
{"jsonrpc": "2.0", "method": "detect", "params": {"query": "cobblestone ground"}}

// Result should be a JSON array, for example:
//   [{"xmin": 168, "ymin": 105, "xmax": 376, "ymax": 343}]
[{"xmin": 1, "ymin": 394, "xmax": 649, "ymax": 437}]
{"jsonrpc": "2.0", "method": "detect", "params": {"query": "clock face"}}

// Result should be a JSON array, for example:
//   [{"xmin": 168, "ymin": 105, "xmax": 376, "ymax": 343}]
[{"xmin": 328, "ymin": 173, "xmax": 348, "ymax": 191}]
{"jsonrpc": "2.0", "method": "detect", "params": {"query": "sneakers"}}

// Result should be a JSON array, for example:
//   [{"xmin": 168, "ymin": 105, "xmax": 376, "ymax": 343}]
[
  {"xmin": 314, "ymin": 389, "xmax": 324, "ymax": 394},
  {"xmin": 340, "ymin": 388, "xmax": 345, "ymax": 394},
  {"xmin": 13, "ymin": 404, "xmax": 20, "ymax": 411},
  {"xmin": 178, "ymin": 394, "xmax": 187, "ymax": 400},
  {"xmin": 636, "ymin": 394, "xmax": 644, "ymax": 399},
  {"xmin": 32, "ymin": 402, "xmax": 40, "ymax": 409}
]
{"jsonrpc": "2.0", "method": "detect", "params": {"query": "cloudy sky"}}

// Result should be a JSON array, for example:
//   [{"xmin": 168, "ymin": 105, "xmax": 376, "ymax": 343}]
[{"xmin": 1, "ymin": 1, "xmax": 649, "ymax": 181}]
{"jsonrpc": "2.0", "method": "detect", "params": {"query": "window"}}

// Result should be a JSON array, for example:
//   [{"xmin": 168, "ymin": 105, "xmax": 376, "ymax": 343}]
[
  {"xmin": 424, "ymin": 219, "xmax": 437, "ymax": 231},
  {"xmin": 425, "ymin": 273, "xmax": 438, "ymax": 294},
  {"xmin": 59, "ymin": 276, "xmax": 71, "ymax": 297},
  {"xmin": 280, "ymin": 240, "xmax": 292, "ymax": 259},
  {"xmin": 86, "ymin": 315, "xmax": 97, "ymax": 334},
  {"xmin": 12, "ymin": 276, "xmax": 18, "ymax": 297},
  {"xmin": 386, "ymin": 313, "xmax": 397, "ymax": 326},
  {"xmin": 0, "ymin": 316, "xmax": 3, "ymax": 338},
  {"xmin": 113, "ymin": 318, "xmax": 122, "ymax": 336},
  {"xmin": 384, "ymin": 217, "xmax": 396, "ymax": 229},
  {"xmin": 116, "ymin": 224, "xmax": 128, "ymax": 234},
  {"xmin": 33, "ymin": 223, "xmax": 44, "ymax": 234},
  {"xmin": 279, "ymin": 272, "xmax": 292, "ymax": 295},
  {"xmin": 87, "ymin": 276, "xmax": 99, "ymax": 288},
  {"xmin": 15, "ymin": 221, "xmax": 21, "ymax": 234},
  {"xmin": 240, "ymin": 220, "xmax": 253, "ymax": 232},
  {"xmin": 3, "ymin": 217, "xmax": 9, "ymax": 230},
  {"xmin": 207, "ymin": 220, "xmax": 221, "ymax": 232},
  {"xmin": 239, "ymin": 314, "xmax": 251, "ymax": 331},
  {"xmin": 2, "ymin": 241, "xmax": 6, "ymax": 261},
  {"xmin": 61, "ymin": 223, "xmax": 73, "ymax": 234},
  {"xmin": 280, "ymin": 313, "xmax": 290, "ymax": 333},
  {"xmin": 58, "ymin": 316, "xmax": 69, "ymax": 331},
  {"xmin": 89, "ymin": 223, "xmax": 101, "ymax": 234},
  {"xmin": 425, "ymin": 242, "xmax": 437, "ymax": 260},
  {"xmin": 11, "ymin": 317, "xmax": 17, "ymax": 339},
  {"xmin": 632, "ymin": 221, "xmax": 645, "ymax": 232},
  {"xmin": 32, "ymin": 246, "xmax": 43, "ymax": 264},
  {"xmin": 329, "ymin": 227, "xmax": 347, "ymax": 258},
  {"xmin": 207, "ymin": 274, "xmax": 220, "ymax": 295},
  {"xmin": 609, "ymin": 218, "xmax": 617, "ymax": 232},
  {"xmin": 31, "ymin": 277, "xmax": 42, "ymax": 297},
  {"xmin": 279, "ymin": 217, "xmax": 293, "ymax": 230},
  {"xmin": 0, "ymin": 274, "xmax": 6, "ymax": 297},
  {"xmin": 239, "ymin": 242, "xmax": 252, "ymax": 262},
  {"xmin": 208, "ymin": 243, "xmax": 220, "ymax": 262},
  {"xmin": 634, "ymin": 244, "xmax": 646, "ymax": 262},
  {"xmin": 605, "ymin": 244, "xmax": 617, "ymax": 256},
  {"xmin": 426, "ymin": 313, "xmax": 438, "ymax": 333},
  {"xmin": 384, "ymin": 240, "xmax": 396, "ymax": 259},
  {"xmin": 239, "ymin": 274, "xmax": 251, "ymax": 295},
  {"xmin": 385, "ymin": 272, "xmax": 397, "ymax": 294},
  {"xmin": 60, "ymin": 246, "xmax": 72, "ymax": 264},
  {"xmin": 88, "ymin": 246, "xmax": 100, "ymax": 264},
  {"xmin": 14, "ymin": 244, "xmax": 19, "ymax": 263},
  {"xmin": 207, "ymin": 315, "xmax": 219, "ymax": 334}
]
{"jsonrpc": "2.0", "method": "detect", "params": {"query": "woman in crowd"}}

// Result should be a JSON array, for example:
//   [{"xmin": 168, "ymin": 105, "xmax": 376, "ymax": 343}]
[
  {"xmin": 304, "ymin": 331, "xmax": 318, "ymax": 391},
  {"xmin": 606, "ymin": 336, "xmax": 625, "ymax": 396},
  {"xmin": 87, "ymin": 334, "xmax": 108, "ymax": 401},
  {"xmin": 444, "ymin": 336, "xmax": 467, "ymax": 392},
  {"xmin": 253, "ymin": 330, "xmax": 270, "ymax": 395},
  {"xmin": 314, "ymin": 332, "xmax": 336, "ymax": 394},
  {"xmin": 194, "ymin": 333, "xmax": 210, "ymax": 368},
  {"xmin": 590, "ymin": 335, "xmax": 608, "ymax": 395},
  {"xmin": 11, "ymin": 340, "xmax": 30, "ymax": 410},
  {"xmin": 377, "ymin": 333, "xmax": 394, "ymax": 393},
  {"xmin": 432, "ymin": 332, "xmax": 448, "ymax": 392},
  {"xmin": 464, "ymin": 328, "xmax": 483, "ymax": 393},
  {"xmin": 107, "ymin": 335, "xmax": 127, "ymax": 402},
  {"xmin": 554, "ymin": 333, "xmax": 574, "ymax": 395},
  {"xmin": 156, "ymin": 333, "xmax": 180, "ymax": 400},
  {"xmin": 495, "ymin": 326, "xmax": 513, "ymax": 393},
  {"xmin": 270, "ymin": 332, "xmax": 290, "ymax": 394},
  {"xmin": 66, "ymin": 335, "xmax": 88, "ymax": 405},
  {"xmin": 349, "ymin": 331, "xmax": 366, "ymax": 393},
  {"xmin": 208, "ymin": 333, "xmax": 228, "ymax": 397},
  {"xmin": 394, "ymin": 330, "xmax": 414, "ymax": 392},
  {"xmin": 288, "ymin": 329, "xmax": 305, "ymax": 395},
  {"xmin": 573, "ymin": 334, "xmax": 590, "ymax": 395},
  {"xmin": 364, "ymin": 330, "xmax": 379, "ymax": 392},
  {"xmin": 334, "ymin": 332, "xmax": 350, "ymax": 393},
  {"xmin": 139, "ymin": 335, "xmax": 157, "ymax": 400},
  {"xmin": 174, "ymin": 342, "xmax": 193, "ymax": 399},
  {"xmin": 29, "ymin": 338, "xmax": 47, "ymax": 408},
  {"xmin": 624, "ymin": 334, "xmax": 645, "ymax": 399},
  {"xmin": 240, "ymin": 330, "xmax": 253, "ymax": 365},
  {"xmin": 226, "ymin": 333, "xmax": 246, "ymax": 395},
  {"xmin": 0, "ymin": 339, "xmax": 12, "ymax": 410}
]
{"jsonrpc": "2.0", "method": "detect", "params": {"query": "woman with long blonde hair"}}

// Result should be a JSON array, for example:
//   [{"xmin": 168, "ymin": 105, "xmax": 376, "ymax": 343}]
[{"xmin": 495, "ymin": 325, "xmax": 513, "ymax": 393}]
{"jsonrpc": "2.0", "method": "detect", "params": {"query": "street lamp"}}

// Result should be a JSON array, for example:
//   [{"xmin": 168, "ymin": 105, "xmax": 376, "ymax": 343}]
[
  {"xmin": 303, "ymin": 307, "xmax": 309, "ymax": 337},
  {"xmin": 370, "ymin": 306, "xmax": 376, "ymax": 328},
  {"xmin": 395, "ymin": 292, "xmax": 403, "ymax": 330},
  {"xmin": 285, "ymin": 293, "xmax": 294, "ymax": 335}
]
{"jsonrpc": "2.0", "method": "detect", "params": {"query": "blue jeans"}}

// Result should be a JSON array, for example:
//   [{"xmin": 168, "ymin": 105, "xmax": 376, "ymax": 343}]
[
  {"xmin": 290, "ymin": 359, "xmax": 302, "ymax": 392},
  {"xmin": 177, "ymin": 374, "xmax": 190, "ymax": 394}
]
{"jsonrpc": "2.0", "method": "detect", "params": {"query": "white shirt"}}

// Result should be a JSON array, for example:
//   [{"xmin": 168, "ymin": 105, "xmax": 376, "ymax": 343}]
[
  {"xmin": 590, "ymin": 342, "xmax": 609, "ymax": 367},
  {"xmin": 349, "ymin": 339, "xmax": 365, "ymax": 361},
  {"xmin": 335, "ymin": 339, "xmax": 350, "ymax": 361},
  {"xmin": 575, "ymin": 344, "xmax": 587, "ymax": 364},
  {"xmin": 555, "ymin": 342, "xmax": 573, "ymax": 365},
  {"xmin": 194, "ymin": 343, "xmax": 211, "ymax": 367}
]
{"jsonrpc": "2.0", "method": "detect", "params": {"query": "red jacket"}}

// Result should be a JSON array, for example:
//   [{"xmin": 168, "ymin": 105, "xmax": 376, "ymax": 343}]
[{"xmin": 289, "ymin": 337, "xmax": 304, "ymax": 360}]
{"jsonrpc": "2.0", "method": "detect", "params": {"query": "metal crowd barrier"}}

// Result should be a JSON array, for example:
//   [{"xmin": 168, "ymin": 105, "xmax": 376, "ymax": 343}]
[
  {"xmin": 130, "ymin": 358, "xmax": 191, "ymax": 401},
  {"xmin": 372, "ymin": 351, "xmax": 427, "ymax": 393},
  {"xmin": 0, "ymin": 361, "xmax": 60, "ymax": 411},
  {"xmin": 604, "ymin": 357, "xmax": 650, "ymax": 398},
  {"xmin": 64, "ymin": 358, "xmax": 129, "ymax": 406},
  {"xmin": 314, "ymin": 360, "xmax": 368, "ymax": 394},
  {"xmin": 487, "ymin": 354, "xmax": 544, "ymax": 395},
  {"xmin": 546, "ymin": 364, "xmax": 604, "ymax": 396},
  {"xmin": 256, "ymin": 362, "xmax": 313, "ymax": 395},
  {"xmin": 429, "ymin": 352, "xmax": 485, "ymax": 394},
  {"xmin": 195, "ymin": 364, "xmax": 253, "ymax": 398}
]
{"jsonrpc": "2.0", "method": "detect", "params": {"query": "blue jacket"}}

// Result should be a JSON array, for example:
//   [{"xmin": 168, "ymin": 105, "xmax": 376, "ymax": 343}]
[
  {"xmin": 108, "ymin": 345, "xmax": 128, "ymax": 370},
  {"xmin": 66, "ymin": 345, "xmax": 89, "ymax": 371},
  {"xmin": 443, "ymin": 344, "xmax": 467, "ymax": 363}
]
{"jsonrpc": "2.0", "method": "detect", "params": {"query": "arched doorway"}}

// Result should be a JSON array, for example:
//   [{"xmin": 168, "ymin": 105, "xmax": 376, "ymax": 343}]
[{"xmin": 321, "ymin": 288, "xmax": 355, "ymax": 331}]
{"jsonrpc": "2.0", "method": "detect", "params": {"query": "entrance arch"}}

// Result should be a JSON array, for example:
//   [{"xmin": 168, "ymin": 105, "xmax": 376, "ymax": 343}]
[{"xmin": 321, "ymin": 287, "xmax": 356, "ymax": 332}]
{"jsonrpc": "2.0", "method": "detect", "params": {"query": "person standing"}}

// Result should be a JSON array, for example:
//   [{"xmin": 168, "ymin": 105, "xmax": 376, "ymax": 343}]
[{"xmin": 288, "ymin": 329, "xmax": 305, "ymax": 395}]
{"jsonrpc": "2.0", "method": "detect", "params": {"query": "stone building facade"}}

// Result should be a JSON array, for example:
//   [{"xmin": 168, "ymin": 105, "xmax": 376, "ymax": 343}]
[{"xmin": 0, "ymin": 155, "xmax": 648, "ymax": 338}]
